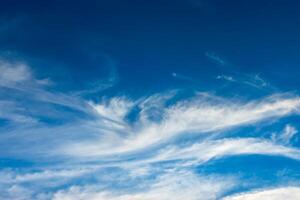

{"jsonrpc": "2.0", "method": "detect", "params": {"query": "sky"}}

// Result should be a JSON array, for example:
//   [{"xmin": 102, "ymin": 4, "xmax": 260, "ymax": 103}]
[{"xmin": 1, "ymin": 0, "xmax": 300, "ymax": 199}]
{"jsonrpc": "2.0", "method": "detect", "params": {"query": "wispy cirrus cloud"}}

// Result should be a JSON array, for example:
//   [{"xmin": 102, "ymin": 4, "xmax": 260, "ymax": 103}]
[
  {"xmin": 1, "ymin": 59, "xmax": 300, "ymax": 200},
  {"xmin": 205, "ymin": 51, "xmax": 227, "ymax": 66},
  {"xmin": 71, "ymin": 55, "xmax": 119, "ymax": 97},
  {"xmin": 0, "ymin": 61, "xmax": 32, "ymax": 84},
  {"xmin": 0, "ymin": 59, "xmax": 94, "ymax": 121},
  {"xmin": 0, "ymin": 169, "xmax": 236, "ymax": 200},
  {"xmin": 223, "ymin": 187, "xmax": 300, "ymax": 200},
  {"xmin": 60, "ymin": 93, "xmax": 300, "ymax": 157},
  {"xmin": 171, "ymin": 72, "xmax": 201, "ymax": 85},
  {"xmin": 271, "ymin": 124, "xmax": 298, "ymax": 145},
  {"xmin": 205, "ymin": 51, "xmax": 273, "ymax": 90},
  {"xmin": 216, "ymin": 72, "xmax": 271, "ymax": 90},
  {"xmin": 89, "ymin": 97, "xmax": 133, "ymax": 123},
  {"xmin": 52, "ymin": 170, "xmax": 236, "ymax": 200},
  {"xmin": 147, "ymin": 138, "xmax": 300, "ymax": 166},
  {"xmin": 216, "ymin": 75, "xmax": 235, "ymax": 82}
]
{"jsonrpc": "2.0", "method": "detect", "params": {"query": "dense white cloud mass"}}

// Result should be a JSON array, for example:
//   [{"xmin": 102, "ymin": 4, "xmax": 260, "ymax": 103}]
[{"xmin": 223, "ymin": 187, "xmax": 300, "ymax": 200}]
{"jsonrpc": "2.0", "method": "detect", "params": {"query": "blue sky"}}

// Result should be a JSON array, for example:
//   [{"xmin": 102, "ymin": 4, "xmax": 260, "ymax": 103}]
[{"xmin": 1, "ymin": 0, "xmax": 300, "ymax": 199}]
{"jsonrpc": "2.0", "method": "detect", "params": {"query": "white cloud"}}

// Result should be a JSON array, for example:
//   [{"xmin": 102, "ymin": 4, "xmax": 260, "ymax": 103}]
[
  {"xmin": 0, "ymin": 168, "xmax": 96, "ymax": 200},
  {"xmin": 217, "ymin": 73, "xmax": 270, "ymax": 89},
  {"xmin": 171, "ymin": 72, "xmax": 200, "ymax": 84},
  {"xmin": 0, "ymin": 184, "xmax": 51, "ymax": 200},
  {"xmin": 242, "ymin": 74, "xmax": 269, "ymax": 89},
  {"xmin": 0, "ymin": 60, "xmax": 32, "ymax": 86},
  {"xmin": 0, "ymin": 100, "xmax": 37, "ymax": 123},
  {"xmin": 149, "ymin": 138, "xmax": 300, "ymax": 166},
  {"xmin": 89, "ymin": 97, "xmax": 133, "ymax": 122},
  {"xmin": 205, "ymin": 52, "xmax": 226, "ymax": 66},
  {"xmin": 61, "ymin": 93, "xmax": 300, "ymax": 157},
  {"xmin": 0, "ymin": 185, "xmax": 34, "ymax": 200},
  {"xmin": 217, "ymin": 75, "xmax": 235, "ymax": 82},
  {"xmin": 1, "ymin": 59, "xmax": 300, "ymax": 200},
  {"xmin": 271, "ymin": 124, "xmax": 298, "ymax": 145},
  {"xmin": 222, "ymin": 187, "xmax": 300, "ymax": 200},
  {"xmin": 2, "ymin": 61, "xmax": 299, "ymax": 159},
  {"xmin": 60, "ymin": 137, "xmax": 300, "ymax": 169},
  {"xmin": 53, "ymin": 170, "xmax": 236, "ymax": 200},
  {"xmin": 0, "ymin": 168, "xmax": 92, "ymax": 184},
  {"xmin": 0, "ymin": 60, "xmax": 94, "ymax": 118}
]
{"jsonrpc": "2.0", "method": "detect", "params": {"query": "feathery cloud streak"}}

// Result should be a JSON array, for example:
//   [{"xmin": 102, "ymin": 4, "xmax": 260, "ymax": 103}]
[{"xmin": 1, "ymin": 60, "xmax": 300, "ymax": 199}]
